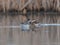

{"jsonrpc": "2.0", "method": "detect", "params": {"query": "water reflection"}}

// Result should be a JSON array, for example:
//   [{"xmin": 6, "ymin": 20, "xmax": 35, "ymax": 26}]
[{"xmin": 0, "ymin": 13, "xmax": 59, "ymax": 45}]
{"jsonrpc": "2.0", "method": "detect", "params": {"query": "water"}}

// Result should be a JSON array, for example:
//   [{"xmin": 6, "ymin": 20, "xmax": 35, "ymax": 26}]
[{"xmin": 0, "ymin": 13, "xmax": 60, "ymax": 45}]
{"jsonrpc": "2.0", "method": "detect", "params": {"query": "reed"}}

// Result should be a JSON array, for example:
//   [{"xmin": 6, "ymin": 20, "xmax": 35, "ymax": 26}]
[
  {"xmin": 0, "ymin": 0, "xmax": 60, "ymax": 12},
  {"xmin": 56, "ymin": 0, "xmax": 60, "ymax": 11},
  {"xmin": 0, "ymin": 0, "xmax": 3, "ymax": 10}
]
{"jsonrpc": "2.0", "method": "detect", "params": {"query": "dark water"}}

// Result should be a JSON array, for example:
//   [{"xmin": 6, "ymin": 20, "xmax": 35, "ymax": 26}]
[{"xmin": 0, "ymin": 13, "xmax": 60, "ymax": 45}]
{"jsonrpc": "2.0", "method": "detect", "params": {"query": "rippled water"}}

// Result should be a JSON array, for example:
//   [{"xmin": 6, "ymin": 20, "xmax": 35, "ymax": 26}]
[{"xmin": 0, "ymin": 13, "xmax": 60, "ymax": 45}]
